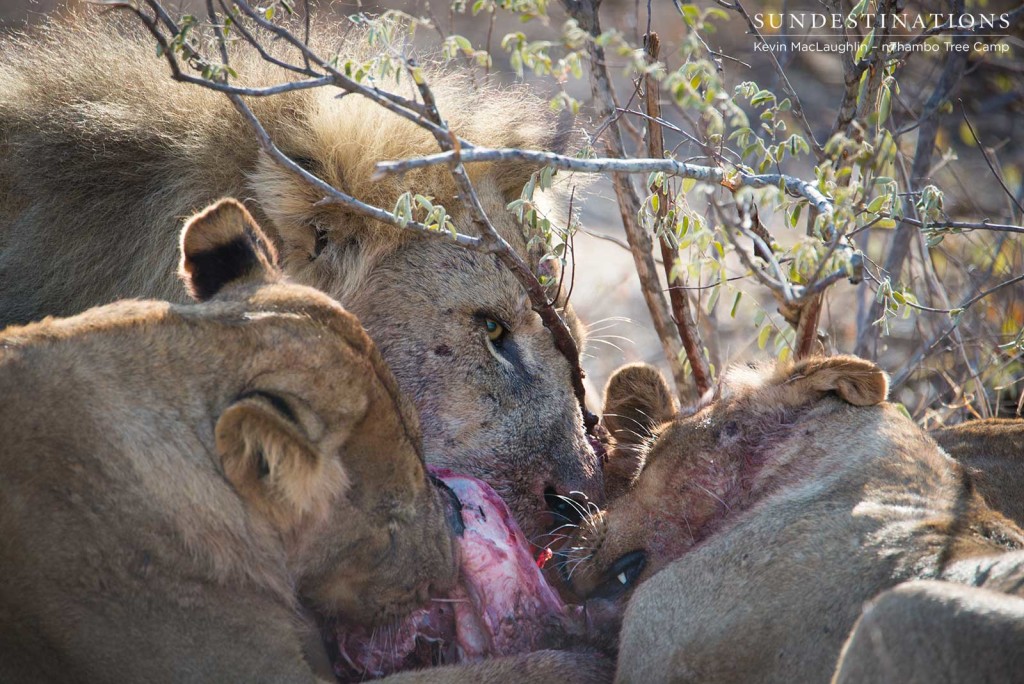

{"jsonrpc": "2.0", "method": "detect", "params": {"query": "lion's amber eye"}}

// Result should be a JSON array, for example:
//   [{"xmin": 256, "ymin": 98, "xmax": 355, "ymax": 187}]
[{"xmin": 484, "ymin": 318, "xmax": 505, "ymax": 343}]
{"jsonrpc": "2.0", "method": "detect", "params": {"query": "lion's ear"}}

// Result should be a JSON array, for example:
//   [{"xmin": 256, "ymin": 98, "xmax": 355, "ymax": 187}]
[
  {"xmin": 603, "ymin": 363, "xmax": 677, "ymax": 445},
  {"xmin": 782, "ymin": 355, "xmax": 889, "ymax": 407},
  {"xmin": 179, "ymin": 198, "xmax": 281, "ymax": 301},
  {"xmin": 602, "ymin": 364, "xmax": 676, "ymax": 498},
  {"xmin": 216, "ymin": 392, "xmax": 348, "ymax": 523}
]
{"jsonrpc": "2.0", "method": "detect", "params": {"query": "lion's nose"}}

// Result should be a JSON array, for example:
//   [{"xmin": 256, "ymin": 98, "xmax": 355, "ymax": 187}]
[{"xmin": 544, "ymin": 486, "xmax": 589, "ymax": 525}]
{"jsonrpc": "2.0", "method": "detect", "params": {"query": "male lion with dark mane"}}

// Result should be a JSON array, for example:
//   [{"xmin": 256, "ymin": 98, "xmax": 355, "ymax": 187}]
[
  {"xmin": 0, "ymin": 199, "xmax": 460, "ymax": 682},
  {"xmin": 567, "ymin": 355, "xmax": 1024, "ymax": 682},
  {"xmin": 0, "ymin": 11, "xmax": 601, "ymax": 543}
]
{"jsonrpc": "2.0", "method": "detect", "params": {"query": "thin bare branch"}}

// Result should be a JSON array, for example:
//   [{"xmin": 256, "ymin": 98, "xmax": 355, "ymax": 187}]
[
  {"xmin": 646, "ymin": 32, "xmax": 712, "ymax": 398},
  {"xmin": 875, "ymin": 215, "xmax": 1024, "ymax": 235},
  {"xmin": 960, "ymin": 104, "xmax": 1024, "ymax": 217},
  {"xmin": 560, "ymin": 0, "xmax": 689, "ymax": 398},
  {"xmin": 402, "ymin": 56, "xmax": 598, "ymax": 431},
  {"xmin": 375, "ymin": 147, "xmax": 843, "ymax": 241},
  {"xmin": 216, "ymin": 0, "xmax": 315, "ymax": 75},
  {"xmin": 892, "ymin": 272, "xmax": 1024, "ymax": 388}
]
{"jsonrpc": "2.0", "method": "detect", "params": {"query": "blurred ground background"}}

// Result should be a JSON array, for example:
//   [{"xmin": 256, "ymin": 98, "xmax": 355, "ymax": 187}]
[{"xmin": 3, "ymin": 0, "xmax": 1022, "ymax": 418}]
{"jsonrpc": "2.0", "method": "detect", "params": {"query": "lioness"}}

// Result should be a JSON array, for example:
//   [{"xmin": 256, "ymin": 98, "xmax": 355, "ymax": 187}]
[
  {"xmin": 567, "ymin": 356, "xmax": 1024, "ymax": 682},
  {"xmin": 931, "ymin": 417, "xmax": 1024, "ymax": 528},
  {"xmin": 0, "ymin": 199, "xmax": 459, "ymax": 682},
  {"xmin": 0, "ymin": 12, "xmax": 601, "ymax": 541}
]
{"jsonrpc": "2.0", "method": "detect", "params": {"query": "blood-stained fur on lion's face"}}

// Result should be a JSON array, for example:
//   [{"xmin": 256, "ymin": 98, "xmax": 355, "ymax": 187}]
[
  {"xmin": 566, "ymin": 355, "xmax": 890, "ymax": 601},
  {"xmin": 0, "ymin": 13, "xmax": 603, "ymax": 545}
]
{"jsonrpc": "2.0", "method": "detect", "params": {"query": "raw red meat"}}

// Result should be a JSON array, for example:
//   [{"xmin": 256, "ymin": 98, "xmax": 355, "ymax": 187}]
[{"xmin": 329, "ymin": 469, "xmax": 578, "ymax": 681}]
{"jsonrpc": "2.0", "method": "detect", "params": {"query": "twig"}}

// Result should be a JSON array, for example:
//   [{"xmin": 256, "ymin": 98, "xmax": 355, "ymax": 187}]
[
  {"xmin": 875, "ymin": 215, "xmax": 1024, "ymax": 235},
  {"xmin": 216, "ymin": 0, "xmax": 313, "ymax": 75},
  {"xmin": 901, "ymin": 273, "xmax": 1024, "ymax": 315},
  {"xmin": 891, "ymin": 272, "xmax": 1024, "ymax": 388},
  {"xmin": 565, "ymin": 194, "xmax": 579, "ymax": 308},
  {"xmin": 714, "ymin": 199, "xmax": 791, "ymax": 294},
  {"xmin": 214, "ymin": 0, "xmax": 454, "ymax": 139},
  {"xmin": 561, "ymin": 0, "xmax": 689, "ymax": 397},
  {"xmin": 830, "ymin": 0, "xmax": 899, "ymax": 139},
  {"xmin": 733, "ymin": 197, "xmax": 794, "ymax": 301},
  {"xmin": 646, "ymin": 32, "xmax": 712, "ymax": 398},
  {"xmin": 403, "ymin": 56, "xmax": 598, "ymax": 431},
  {"xmin": 578, "ymin": 227, "xmax": 663, "ymax": 263},
  {"xmin": 722, "ymin": 0, "xmax": 822, "ymax": 159},
  {"xmin": 855, "ymin": 11, "xmax": 969, "ymax": 357},
  {"xmin": 122, "ymin": 1, "xmax": 488, "ymax": 254},
  {"xmin": 960, "ymin": 103, "xmax": 1024, "ymax": 217},
  {"xmin": 375, "ymin": 147, "xmax": 842, "ymax": 240}
]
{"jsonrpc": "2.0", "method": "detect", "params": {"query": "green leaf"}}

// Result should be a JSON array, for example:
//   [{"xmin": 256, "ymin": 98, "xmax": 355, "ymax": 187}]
[
  {"xmin": 866, "ymin": 195, "xmax": 886, "ymax": 213},
  {"xmin": 750, "ymin": 89, "xmax": 775, "ymax": 107},
  {"xmin": 856, "ymin": 30, "xmax": 875, "ymax": 63},
  {"xmin": 856, "ymin": 69, "xmax": 870, "ymax": 109},
  {"xmin": 850, "ymin": 0, "xmax": 869, "ymax": 18},
  {"xmin": 757, "ymin": 324, "xmax": 772, "ymax": 350},
  {"xmin": 878, "ymin": 85, "xmax": 891, "ymax": 127},
  {"xmin": 707, "ymin": 285, "xmax": 720, "ymax": 313}
]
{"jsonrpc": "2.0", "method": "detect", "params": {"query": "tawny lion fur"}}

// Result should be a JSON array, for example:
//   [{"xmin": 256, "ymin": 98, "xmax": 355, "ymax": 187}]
[
  {"xmin": 0, "ymin": 199, "xmax": 460, "ymax": 683},
  {"xmin": 570, "ymin": 356, "xmax": 1024, "ymax": 683},
  {"xmin": 0, "ymin": 12, "xmax": 601, "ymax": 542},
  {"xmin": 931, "ymin": 417, "xmax": 1024, "ymax": 528}
]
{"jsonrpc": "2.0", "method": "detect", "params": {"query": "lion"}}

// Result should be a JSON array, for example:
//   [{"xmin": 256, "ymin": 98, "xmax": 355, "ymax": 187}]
[
  {"xmin": 0, "ymin": 11, "xmax": 602, "ymax": 543},
  {"xmin": 931, "ymin": 417, "xmax": 1024, "ymax": 528},
  {"xmin": 0, "ymin": 198, "xmax": 461, "ymax": 682},
  {"xmin": 564, "ymin": 355, "xmax": 1024, "ymax": 682}
]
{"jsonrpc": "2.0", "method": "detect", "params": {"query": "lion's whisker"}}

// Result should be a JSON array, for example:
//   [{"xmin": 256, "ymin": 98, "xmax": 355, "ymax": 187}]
[
  {"xmin": 693, "ymin": 482, "xmax": 730, "ymax": 511},
  {"xmin": 565, "ymin": 554, "xmax": 592, "ymax": 580},
  {"xmin": 602, "ymin": 412, "xmax": 657, "ymax": 439},
  {"xmin": 554, "ymin": 493, "xmax": 591, "ymax": 521},
  {"xmin": 587, "ymin": 338, "xmax": 624, "ymax": 352},
  {"xmin": 588, "ymin": 333, "xmax": 635, "ymax": 344},
  {"xmin": 585, "ymin": 315, "xmax": 634, "ymax": 330}
]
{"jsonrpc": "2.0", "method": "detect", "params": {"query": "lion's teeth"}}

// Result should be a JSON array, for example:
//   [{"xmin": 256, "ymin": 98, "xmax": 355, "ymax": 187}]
[{"xmin": 617, "ymin": 572, "xmax": 628, "ymax": 585}]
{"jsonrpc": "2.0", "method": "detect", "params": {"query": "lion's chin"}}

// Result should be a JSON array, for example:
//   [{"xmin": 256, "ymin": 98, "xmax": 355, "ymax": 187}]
[{"xmin": 325, "ymin": 470, "xmax": 582, "ymax": 682}]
